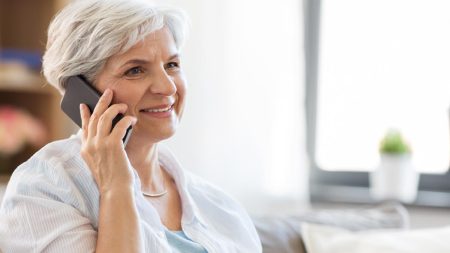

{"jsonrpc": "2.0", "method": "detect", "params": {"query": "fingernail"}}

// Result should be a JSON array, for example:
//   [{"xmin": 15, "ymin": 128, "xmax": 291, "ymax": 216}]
[
  {"xmin": 79, "ymin": 104, "xmax": 84, "ymax": 111},
  {"xmin": 104, "ymin": 89, "xmax": 111, "ymax": 96}
]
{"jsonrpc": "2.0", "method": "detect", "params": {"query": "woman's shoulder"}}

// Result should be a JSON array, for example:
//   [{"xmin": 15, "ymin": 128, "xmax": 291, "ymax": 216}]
[
  {"xmin": 3, "ymin": 134, "xmax": 96, "ymax": 211},
  {"xmin": 185, "ymin": 172, "xmax": 249, "ymax": 217},
  {"xmin": 10, "ymin": 135, "xmax": 85, "ymax": 184},
  {"xmin": 186, "ymin": 172, "xmax": 237, "ymax": 204},
  {"xmin": 33, "ymin": 133, "xmax": 83, "ymax": 165},
  {"xmin": 184, "ymin": 172, "xmax": 262, "ymax": 250}
]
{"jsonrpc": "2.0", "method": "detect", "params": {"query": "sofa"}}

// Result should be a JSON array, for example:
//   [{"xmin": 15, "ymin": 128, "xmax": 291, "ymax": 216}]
[{"xmin": 252, "ymin": 202, "xmax": 409, "ymax": 253}]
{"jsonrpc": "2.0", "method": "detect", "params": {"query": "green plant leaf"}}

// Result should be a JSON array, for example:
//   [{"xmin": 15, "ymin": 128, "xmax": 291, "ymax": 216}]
[{"xmin": 379, "ymin": 129, "xmax": 411, "ymax": 154}]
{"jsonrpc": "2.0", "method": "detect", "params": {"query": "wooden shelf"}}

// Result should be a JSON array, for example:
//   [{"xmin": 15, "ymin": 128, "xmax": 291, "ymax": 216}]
[
  {"xmin": 0, "ymin": 0, "xmax": 74, "ymax": 175},
  {"xmin": 0, "ymin": 79, "xmax": 72, "ymax": 175},
  {"xmin": 0, "ymin": 78, "xmax": 54, "ymax": 95}
]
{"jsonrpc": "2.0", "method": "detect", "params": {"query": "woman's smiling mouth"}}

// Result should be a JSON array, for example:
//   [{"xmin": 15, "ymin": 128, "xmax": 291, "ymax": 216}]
[{"xmin": 140, "ymin": 103, "xmax": 175, "ymax": 118}]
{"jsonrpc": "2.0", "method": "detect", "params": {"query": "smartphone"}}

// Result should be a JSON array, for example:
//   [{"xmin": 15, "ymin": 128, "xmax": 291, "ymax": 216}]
[{"xmin": 61, "ymin": 75, "xmax": 132, "ymax": 146}]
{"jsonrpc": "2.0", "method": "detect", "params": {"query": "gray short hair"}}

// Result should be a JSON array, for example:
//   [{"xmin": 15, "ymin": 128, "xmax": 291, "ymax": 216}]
[{"xmin": 42, "ymin": 0, "xmax": 188, "ymax": 93}]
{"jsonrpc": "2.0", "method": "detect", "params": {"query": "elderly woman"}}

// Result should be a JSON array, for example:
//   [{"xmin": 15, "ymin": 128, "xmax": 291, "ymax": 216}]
[{"xmin": 0, "ymin": 0, "xmax": 261, "ymax": 252}]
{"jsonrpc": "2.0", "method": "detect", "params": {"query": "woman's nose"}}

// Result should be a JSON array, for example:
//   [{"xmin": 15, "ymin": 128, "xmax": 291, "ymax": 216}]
[{"xmin": 149, "ymin": 68, "xmax": 177, "ymax": 95}]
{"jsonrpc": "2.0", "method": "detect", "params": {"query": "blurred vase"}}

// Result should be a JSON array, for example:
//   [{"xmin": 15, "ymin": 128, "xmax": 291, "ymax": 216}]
[{"xmin": 370, "ymin": 153, "xmax": 419, "ymax": 203}]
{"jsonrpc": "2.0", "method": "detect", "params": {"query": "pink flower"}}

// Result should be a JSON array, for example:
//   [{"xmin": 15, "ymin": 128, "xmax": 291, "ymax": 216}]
[{"xmin": 0, "ymin": 106, "xmax": 47, "ymax": 156}]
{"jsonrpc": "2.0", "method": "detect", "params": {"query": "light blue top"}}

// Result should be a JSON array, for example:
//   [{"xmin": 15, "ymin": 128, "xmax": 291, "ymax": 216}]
[{"xmin": 165, "ymin": 229, "xmax": 208, "ymax": 253}]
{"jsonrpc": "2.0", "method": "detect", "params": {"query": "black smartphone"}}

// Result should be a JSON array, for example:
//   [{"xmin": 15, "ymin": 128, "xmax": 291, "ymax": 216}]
[{"xmin": 61, "ymin": 75, "xmax": 132, "ymax": 146}]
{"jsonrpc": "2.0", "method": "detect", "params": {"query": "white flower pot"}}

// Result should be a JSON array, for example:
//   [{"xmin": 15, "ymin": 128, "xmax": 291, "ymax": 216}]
[{"xmin": 370, "ymin": 154, "xmax": 419, "ymax": 203}]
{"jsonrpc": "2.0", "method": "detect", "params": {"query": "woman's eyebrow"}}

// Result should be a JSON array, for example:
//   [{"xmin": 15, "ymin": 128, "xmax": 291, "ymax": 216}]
[
  {"xmin": 167, "ymin": 53, "xmax": 179, "ymax": 61},
  {"xmin": 120, "ymin": 59, "xmax": 149, "ymax": 67},
  {"xmin": 120, "ymin": 53, "xmax": 179, "ymax": 68}
]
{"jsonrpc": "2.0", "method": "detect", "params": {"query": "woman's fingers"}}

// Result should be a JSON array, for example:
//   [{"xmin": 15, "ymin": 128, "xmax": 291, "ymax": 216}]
[
  {"xmin": 80, "ymin": 103, "xmax": 90, "ymax": 141},
  {"xmin": 87, "ymin": 89, "xmax": 113, "ymax": 140},
  {"xmin": 96, "ymin": 103, "xmax": 129, "ymax": 137},
  {"xmin": 111, "ymin": 115, "xmax": 137, "ymax": 142},
  {"xmin": 82, "ymin": 88, "xmax": 134, "ymax": 144}
]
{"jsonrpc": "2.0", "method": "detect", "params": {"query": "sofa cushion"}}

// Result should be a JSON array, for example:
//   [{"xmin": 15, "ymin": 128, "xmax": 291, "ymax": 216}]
[{"xmin": 302, "ymin": 223, "xmax": 450, "ymax": 253}]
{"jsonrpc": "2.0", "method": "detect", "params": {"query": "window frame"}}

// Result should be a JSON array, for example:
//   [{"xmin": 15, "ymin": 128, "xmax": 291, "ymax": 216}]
[{"xmin": 304, "ymin": 0, "xmax": 450, "ymax": 207}]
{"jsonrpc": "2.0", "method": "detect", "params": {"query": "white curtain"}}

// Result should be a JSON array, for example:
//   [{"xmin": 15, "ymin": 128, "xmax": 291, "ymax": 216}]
[{"xmin": 160, "ymin": 0, "xmax": 309, "ymax": 216}]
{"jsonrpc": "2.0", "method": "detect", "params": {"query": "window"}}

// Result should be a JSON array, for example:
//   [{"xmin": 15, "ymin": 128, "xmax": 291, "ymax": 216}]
[{"xmin": 306, "ymin": 0, "xmax": 450, "ymax": 206}]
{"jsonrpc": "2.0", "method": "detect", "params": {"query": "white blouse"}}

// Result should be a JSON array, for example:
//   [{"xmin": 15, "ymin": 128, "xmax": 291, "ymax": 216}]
[{"xmin": 0, "ymin": 132, "xmax": 261, "ymax": 253}]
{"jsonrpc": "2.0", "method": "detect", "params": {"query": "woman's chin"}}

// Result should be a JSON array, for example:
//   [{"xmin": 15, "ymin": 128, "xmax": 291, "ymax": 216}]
[
  {"xmin": 154, "ymin": 128, "xmax": 177, "ymax": 141},
  {"xmin": 130, "ymin": 124, "xmax": 177, "ymax": 143}
]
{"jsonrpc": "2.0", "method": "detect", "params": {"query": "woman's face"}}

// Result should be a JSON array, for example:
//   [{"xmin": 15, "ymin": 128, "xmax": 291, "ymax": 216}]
[{"xmin": 95, "ymin": 27, "xmax": 186, "ymax": 143}]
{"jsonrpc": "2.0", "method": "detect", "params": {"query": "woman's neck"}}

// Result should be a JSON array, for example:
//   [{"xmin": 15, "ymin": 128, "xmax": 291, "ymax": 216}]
[{"xmin": 125, "ymin": 140, "xmax": 165, "ymax": 192}]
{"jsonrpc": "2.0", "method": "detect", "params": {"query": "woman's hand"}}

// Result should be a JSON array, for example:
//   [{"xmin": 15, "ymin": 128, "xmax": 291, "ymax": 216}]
[
  {"xmin": 80, "ymin": 89, "xmax": 137, "ymax": 195},
  {"xmin": 80, "ymin": 90, "xmax": 144, "ymax": 253}
]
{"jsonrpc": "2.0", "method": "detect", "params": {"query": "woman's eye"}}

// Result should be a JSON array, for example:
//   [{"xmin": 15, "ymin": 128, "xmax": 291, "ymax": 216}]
[
  {"xmin": 167, "ymin": 62, "xmax": 180, "ymax": 69},
  {"xmin": 124, "ymin": 66, "xmax": 144, "ymax": 76}
]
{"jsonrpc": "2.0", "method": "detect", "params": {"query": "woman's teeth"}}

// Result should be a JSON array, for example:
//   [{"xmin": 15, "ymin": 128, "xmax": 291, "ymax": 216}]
[{"xmin": 142, "ymin": 105, "xmax": 172, "ymax": 113}]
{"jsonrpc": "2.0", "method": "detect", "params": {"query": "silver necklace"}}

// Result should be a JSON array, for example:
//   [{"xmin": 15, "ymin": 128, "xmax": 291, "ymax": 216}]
[
  {"xmin": 142, "ymin": 188, "xmax": 168, "ymax": 197},
  {"xmin": 142, "ymin": 172, "xmax": 168, "ymax": 197}
]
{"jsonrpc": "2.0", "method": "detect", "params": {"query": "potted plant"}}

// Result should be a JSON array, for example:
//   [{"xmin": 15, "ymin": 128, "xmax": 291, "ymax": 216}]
[{"xmin": 370, "ymin": 129, "xmax": 419, "ymax": 203}]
